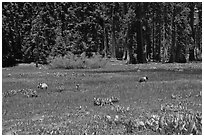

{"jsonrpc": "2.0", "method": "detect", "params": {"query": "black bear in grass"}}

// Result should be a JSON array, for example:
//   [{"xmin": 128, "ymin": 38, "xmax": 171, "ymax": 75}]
[{"xmin": 139, "ymin": 76, "xmax": 148, "ymax": 82}]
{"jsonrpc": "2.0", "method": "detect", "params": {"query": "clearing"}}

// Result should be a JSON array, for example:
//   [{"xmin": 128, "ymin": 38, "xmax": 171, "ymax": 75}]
[{"xmin": 2, "ymin": 61, "xmax": 202, "ymax": 135}]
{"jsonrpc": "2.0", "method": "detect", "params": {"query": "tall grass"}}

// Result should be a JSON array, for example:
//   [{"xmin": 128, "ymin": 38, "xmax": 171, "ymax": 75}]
[{"xmin": 49, "ymin": 52, "xmax": 108, "ymax": 69}]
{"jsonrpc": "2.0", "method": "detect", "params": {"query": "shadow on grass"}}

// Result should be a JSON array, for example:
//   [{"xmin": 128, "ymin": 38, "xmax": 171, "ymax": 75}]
[{"xmin": 81, "ymin": 68, "xmax": 202, "ymax": 75}]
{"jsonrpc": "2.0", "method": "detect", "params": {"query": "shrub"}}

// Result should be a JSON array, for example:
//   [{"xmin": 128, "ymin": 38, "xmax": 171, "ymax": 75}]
[
  {"xmin": 49, "ymin": 56, "xmax": 69, "ymax": 69},
  {"xmin": 85, "ymin": 56, "xmax": 107, "ymax": 69},
  {"xmin": 49, "ymin": 52, "xmax": 107, "ymax": 69}
]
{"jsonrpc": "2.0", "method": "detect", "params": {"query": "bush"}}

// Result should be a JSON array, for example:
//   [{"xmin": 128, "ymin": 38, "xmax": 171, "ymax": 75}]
[
  {"xmin": 84, "ymin": 54, "xmax": 107, "ymax": 69},
  {"xmin": 49, "ymin": 52, "xmax": 108, "ymax": 69}
]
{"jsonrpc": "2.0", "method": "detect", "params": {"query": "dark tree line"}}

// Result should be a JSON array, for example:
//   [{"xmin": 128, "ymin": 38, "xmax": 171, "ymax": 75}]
[{"xmin": 2, "ymin": 2, "xmax": 202, "ymax": 67}]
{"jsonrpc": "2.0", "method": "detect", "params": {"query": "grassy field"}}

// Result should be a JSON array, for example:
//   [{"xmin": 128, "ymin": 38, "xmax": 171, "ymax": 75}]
[{"xmin": 2, "ymin": 61, "xmax": 202, "ymax": 135}]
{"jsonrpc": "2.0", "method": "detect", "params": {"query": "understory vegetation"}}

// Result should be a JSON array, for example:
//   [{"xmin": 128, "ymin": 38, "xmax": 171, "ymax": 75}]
[{"xmin": 49, "ymin": 52, "xmax": 108, "ymax": 69}]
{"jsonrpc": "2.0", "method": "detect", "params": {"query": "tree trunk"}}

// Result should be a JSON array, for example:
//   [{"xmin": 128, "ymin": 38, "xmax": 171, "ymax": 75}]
[
  {"xmin": 162, "ymin": 23, "xmax": 166, "ymax": 63},
  {"xmin": 143, "ymin": 3, "xmax": 149, "ymax": 63},
  {"xmin": 193, "ymin": 5, "xmax": 201, "ymax": 61},
  {"xmin": 198, "ymin": 6, "xmax": 202, "ymax": 53},
  {"xmin": 197, "ymin": 6, "xmax": 202, "ymax": 61},
  {"xmin": 185, "ymin": 48, "xmax": 190, "ymax": 63},
  {"xmin": 35, "ymin": 36, "xmax": 39, "ymax": 67},
  {"xmin": 169, "ymin": 5, "xmax": 176, "ymax": 63},
  {"xmin": 122, "ymin": 2, "xmax": 128, "ymax": 61},
  {"xmin": 136, "ymin": 3, "xmax": 145, "ymax": 63},
  {"xmin": 126, "ymin": 47, "xmax": 130, "ymax": 64},
  {"xmin": 152, "ymin": 12, "xmax": 155, "ymax": 61},
  {"xmin": 127, "ymin": 23, "xmax": 135, "ymax": 64},
  {"xmin": 111, "ymin": 29, "xmax": 116, "ymax": 58},
  {"xmin": 145, "ymin": 22, "xmax": 151, "ymax": 62},
  {"xmin": 111, "ymin": 4, "xmax": 116, "ymax": 58},
  {"xmin": 103, "ymin": 24, "xmax": 108, "ymax": 58},
  {"xmin": 122, "ymin": 35, "xmax": 127, "ymax": 60},
  {"xmin": 126, "ymin": 22, "xmax": 136, "ymax": 64},
  {"xmin": 122, "ymin": 48, "xmax": 127, "ymax": 61},
  {"xmin": 189, "ymin": 3, "xmax": 196, "ymax": 61},
  {"xmin": 156, "ymin": 22, "xmax": 161, "ymax": 62},
  {"xmin": 162, "ymin": 3, "xmax": 167, "ymax": 63}
]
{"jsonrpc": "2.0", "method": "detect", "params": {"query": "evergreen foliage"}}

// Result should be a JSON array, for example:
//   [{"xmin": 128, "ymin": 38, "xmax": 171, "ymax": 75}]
[{"xmin": 2, "ymin": 2, "xmax": 202, "ymax": 67}]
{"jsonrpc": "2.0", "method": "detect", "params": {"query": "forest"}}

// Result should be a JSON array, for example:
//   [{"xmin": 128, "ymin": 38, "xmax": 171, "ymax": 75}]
[{"xmin": 2, "ymin": 2, "xmax": 202, "ymax": 67}]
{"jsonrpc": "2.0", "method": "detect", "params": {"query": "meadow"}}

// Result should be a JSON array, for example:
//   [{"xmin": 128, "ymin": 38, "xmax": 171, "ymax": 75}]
[{"xmin": 2, "ymin": 61, "xmax": 202, "ymax": 135}]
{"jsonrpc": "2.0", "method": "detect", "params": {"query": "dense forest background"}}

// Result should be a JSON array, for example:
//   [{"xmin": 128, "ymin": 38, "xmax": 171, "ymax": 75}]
[{"xmin": 2, "ymin": 2, "xmax": 202, "ymax": 67}]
